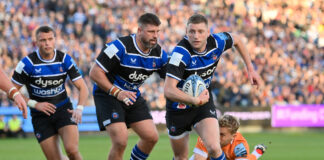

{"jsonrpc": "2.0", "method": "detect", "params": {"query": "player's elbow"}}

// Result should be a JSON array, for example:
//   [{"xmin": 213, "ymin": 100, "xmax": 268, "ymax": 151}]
[
  {"xmin": 164, "ymin": 85, "xmax": 173, "ymax": 99},
  {"xmin": 89, "ymin": 65, "xmax": 99, "ymax": 82}
]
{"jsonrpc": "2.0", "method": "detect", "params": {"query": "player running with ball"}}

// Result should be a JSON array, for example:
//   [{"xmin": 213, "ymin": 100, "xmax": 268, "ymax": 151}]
[{"xmin": 164, "ymin": 14, "xmax": 263, "ymax": 160}]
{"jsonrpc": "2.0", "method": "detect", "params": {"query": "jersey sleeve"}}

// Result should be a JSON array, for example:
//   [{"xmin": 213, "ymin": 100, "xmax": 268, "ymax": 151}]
[
  {"xmin": 63, "ymin": 54, "xmax": 82, "ymax": 82},
  {"xmin": 157, "ymin": 50, "xmax": 169, "ymax": 79},
  {"xmin": 166, "ymin": 46, "xmax": 191, "ymax": 81},
  {"xmin": 95, "ymin": 39, "xmax": 124, "ymax": 73},
  {"xmin": 233, "ymin": 140, "xmax": 254, "ymax": 160},
  {"xmin": 11, "ymin": 57, "xmax": 33, "ymax": 86},
  {"xmin": 212, "ymin": 32, "xmax": 234, "ymax": 52},
  {"xmin": 193, "ymin": 136, "xmax": 209, "ymax": 158}
]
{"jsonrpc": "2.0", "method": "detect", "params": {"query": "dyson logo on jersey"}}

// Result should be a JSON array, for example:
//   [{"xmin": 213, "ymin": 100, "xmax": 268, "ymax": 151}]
[
  {"xmin": 33, "ymin": 84, "xmax": 64, "ymax": 96},
  {"xmin": 129, "ymin": 71, "xmax": 148, "ymax": 82},
  {"xmin": 196, "ymin": 66, "xmax": 217, "ymax": 78},
  {"xmin": 35, "ymin": 78, "xmax": 64, "ymax": 87}
]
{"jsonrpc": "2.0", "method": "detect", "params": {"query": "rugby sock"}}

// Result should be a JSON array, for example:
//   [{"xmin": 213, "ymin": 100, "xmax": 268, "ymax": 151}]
[
  {"xmin": 130, "ymin": 144, "xmax": 149, "ymax": 160},
  {"xmin": 210, "ymin": 151, "xmax": 226, "ymax": 160}
]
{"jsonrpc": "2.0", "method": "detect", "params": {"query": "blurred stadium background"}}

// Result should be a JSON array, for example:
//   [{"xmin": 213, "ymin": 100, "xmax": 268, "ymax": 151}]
[{"xmin": 0, "ymin": 0, "xmax": 323, "ymax": 159}]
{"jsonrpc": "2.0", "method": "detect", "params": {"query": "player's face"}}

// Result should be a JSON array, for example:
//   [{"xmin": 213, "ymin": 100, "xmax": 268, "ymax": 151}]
[
  {"xmin": 36, "ymin": 31, "xmax": 55, "ymax": 57},
  {"xmin": 186, "ymin": 22, "xmax": 209, "ymax": 52},
  {"xmin": 220, "ymin": 127, "xmax": 236, "ymax": 147},
  {"xmin": 138, "ymin": 24, "xmax": 160, "ymax": 49}
]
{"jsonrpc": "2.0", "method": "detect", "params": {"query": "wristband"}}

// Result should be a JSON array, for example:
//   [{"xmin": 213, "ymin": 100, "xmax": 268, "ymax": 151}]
[
  {"xmin": 8, "ymin": 87, "xmax": 19, "ymax": 100},
  {"xmin": 27, "ymin": 99, "xmax": 38, "ymax": 108},
  {"xmin": 12, "ymin": 92, "xmax": 20, "ymax": 99},
  {"xmin": 109, "ymin": 86, "xmax": 121, "ymax": 97},
  {"xmin": 76, "ymin": 105, "xmax": 84, "ymax": 111}
]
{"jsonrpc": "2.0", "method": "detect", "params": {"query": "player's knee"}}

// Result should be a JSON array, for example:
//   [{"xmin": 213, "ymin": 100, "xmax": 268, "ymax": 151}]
[
  {"xmin": 206, "ymin": 143, "xmax": 222, "ymax": 155},
  {"xmin": 113, "ymin": 139, "xmax": 128, "ymax": 151},
  {"xmin": 65, "ymin": 145, "xmax": 80, "ymax": 157},
  {"xmin": 143, "ymin": 133, "xmax": 159, "ymax": 146}
]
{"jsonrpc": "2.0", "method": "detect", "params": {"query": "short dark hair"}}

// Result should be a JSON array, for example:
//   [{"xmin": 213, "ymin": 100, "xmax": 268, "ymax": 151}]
[
  {"xmin": 138, "ymin": 13, "xmax": 161, "ymax": 27},
  {"xmin": 35, "ymin": 26, "xmax": 55, "ymax": 38},
  {"xmin": 187, "ymin": 14, "xmax": 208, "ymax": 26}
]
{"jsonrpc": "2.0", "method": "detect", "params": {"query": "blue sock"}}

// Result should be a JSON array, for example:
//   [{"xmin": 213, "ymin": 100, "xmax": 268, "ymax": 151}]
[
  {"xmin": 210, "ymin": 151, "xmax": 226, "ymax": 160},
  {"xmin": 130, "ymin": 144, "xmax": 149, "ymax": 160}
]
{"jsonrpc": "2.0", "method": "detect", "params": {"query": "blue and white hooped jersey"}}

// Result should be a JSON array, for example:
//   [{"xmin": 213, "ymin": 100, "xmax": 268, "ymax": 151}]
[
  {"xmin": 166, "ymin": 32, "xmax": 234, "ymax": 110},
  {"xmin": 94, "ymin": 34, "xmax": 168, "ymax": 98},
  {"xmin": 12, "ymin": 49, "xmax": 82, "ymax": 107}
]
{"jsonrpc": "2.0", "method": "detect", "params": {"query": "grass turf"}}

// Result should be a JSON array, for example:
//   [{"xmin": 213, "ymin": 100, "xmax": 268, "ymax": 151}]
[{"xmin": 0, "ymin": 131, "xmax": 323, "ymax": 160}]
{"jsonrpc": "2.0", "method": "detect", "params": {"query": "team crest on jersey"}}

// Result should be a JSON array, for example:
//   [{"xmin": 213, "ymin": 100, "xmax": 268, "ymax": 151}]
[
  {"xmin": 59, "ymin": 67, "xmax": 63, "ymax": 72},
  {"xmin": 213, "ymin": 54, "xmax": 217, "ymax": 60},
  {"xmin": 112, "ymin": 112, "xmax": 119, "ymax": 119},
  {"xmin": 152, "ymin": 61, "xmax": 156, "ymax": 68}
]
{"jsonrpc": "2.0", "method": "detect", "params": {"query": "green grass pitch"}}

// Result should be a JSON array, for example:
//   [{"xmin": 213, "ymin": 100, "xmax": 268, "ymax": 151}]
[{"xmin": 0, "ymin": 131, "xmax": 323, "ymax": 159}]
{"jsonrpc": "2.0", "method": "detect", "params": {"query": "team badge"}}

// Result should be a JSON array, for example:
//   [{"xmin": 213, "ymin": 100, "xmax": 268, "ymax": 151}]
[
  {"xmin": 152, "ymin": 61, "xmax": 156, "ymax": 68},
  {"xmin": 59, "ymin": 67, "xmax": 63, "ymax": 72},
  {"xmin": 35, "ymin": 133, "xmax": 41, "ymax": 139},
  {"xmin": 177, "ymin": 103, "xmax": 186, "ymax": 109},
  {"xmin": 170, "ymin": 126, "xmax": 176, "ymax": 132},
  {"xmin": 112, "ymin": 112, "xmax": 119, "ymax": 119},
  {"xmin": 213, "ymin": 54, "xmax": 217, "ymax": 60}
]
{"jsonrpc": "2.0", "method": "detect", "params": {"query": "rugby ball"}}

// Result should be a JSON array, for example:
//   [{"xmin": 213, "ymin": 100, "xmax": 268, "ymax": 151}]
[{"xmin": 182, "ymin": 74, "xmax": 206, "ymax": 97}]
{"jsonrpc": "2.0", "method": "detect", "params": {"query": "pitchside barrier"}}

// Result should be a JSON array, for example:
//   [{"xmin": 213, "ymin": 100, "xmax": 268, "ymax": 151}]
[{"xmin": 1, "ymin": 104, "xmax": 323, "ymax": 132}]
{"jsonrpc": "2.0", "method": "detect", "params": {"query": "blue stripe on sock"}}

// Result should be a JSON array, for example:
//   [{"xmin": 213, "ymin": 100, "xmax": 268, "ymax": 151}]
[
  {"xmin": 130, "ymin": 144, "xmax": 148, "ymax": 160},
  {"xmin": 210, "ymin": 151, "xmax": 226, "ymax": 160}
]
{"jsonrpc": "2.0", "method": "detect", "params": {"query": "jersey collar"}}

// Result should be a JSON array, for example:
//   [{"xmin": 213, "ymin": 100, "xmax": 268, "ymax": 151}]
[
  {"xmin": 131, "ymin": 34, "xmax": 152, "ymax": 56},
  {"xmin": 36, "ymin": 49, "xmax": 57, "ymax": 63}
]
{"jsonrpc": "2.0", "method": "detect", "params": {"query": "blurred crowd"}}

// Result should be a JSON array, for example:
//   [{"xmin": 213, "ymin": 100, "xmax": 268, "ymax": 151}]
[{"xmin": 0, "ymin": 0, "xmax": 323, "ymax": 109}]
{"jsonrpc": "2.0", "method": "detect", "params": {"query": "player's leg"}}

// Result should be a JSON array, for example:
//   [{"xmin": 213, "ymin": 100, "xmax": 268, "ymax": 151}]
[
  {"xmin": 39, "ymin": 135, "xmax": 66, "ymax": 160},
  {"xmin": 94, "ymin": 91, "xmax": 128, "ymax": 160},
  {"xmin": 127, "ymin": 97, "xmax": 158, "ymax": 159},
  {"xmin": 106, "ymin": 122, "xmax": 128, "ymax": 160},
  {"xmin": 58, "ymin": 125, "xmax": 82, "ymax": 160},
  {"xmin": 130, "ymin": 119, "xmax": 159, "ymax": 159},
  {"xmin": 32, "ymin": 114, "xmax": 66, "ymax": 160},
  {"xmin": 170, "ymin": 133, "xmax": 190, "ymax": 160},
  {"xmin": 194, "ymin": 118, "xmax": 224, "ymax": 159}
]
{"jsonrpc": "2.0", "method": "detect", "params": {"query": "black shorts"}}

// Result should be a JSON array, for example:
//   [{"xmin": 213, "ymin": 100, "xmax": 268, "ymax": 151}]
[
  {"xmin": 94, "ymin": 91, "xmax": 152, "ymax": 131},
  {"xmin": 31, "ymin": 102, "xmax": 76, "ymax": 143},
  {"xmin": 166, "ymin": 97, "xmax": 217, "ymax": 137}
]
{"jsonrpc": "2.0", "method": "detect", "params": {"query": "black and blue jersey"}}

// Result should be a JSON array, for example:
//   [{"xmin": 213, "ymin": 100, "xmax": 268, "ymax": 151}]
[
  {"xmin": 166, "ymin": 32, "xmax": 234, "ymax": 110},
  {"xmin": 12, "ymin": 49, "xmax": 82, "ymax": 110},
  {"xmin": 94, "ymin": 34, "xmax": 168, "ymax": 98}
]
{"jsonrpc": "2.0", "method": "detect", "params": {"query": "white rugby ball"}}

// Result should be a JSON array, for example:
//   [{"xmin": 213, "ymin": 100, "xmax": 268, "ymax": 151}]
[{"xmin": 182, "ymin": 74, "xmax": 206, "ymax": 97}]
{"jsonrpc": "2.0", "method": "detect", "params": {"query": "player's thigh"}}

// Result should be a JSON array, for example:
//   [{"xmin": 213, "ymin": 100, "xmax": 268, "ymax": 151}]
[
  {"xmin": 170, "ymin": 133, "xmax": 190, "ymax": 157},
  {"xmin": 194, "ymin": 118, "xmax": 220, "ymax": 149},
  {"xmin": 58, "ymin": 125, "xmax": 79, "ymax": 149},
  {"xmin": 130, "ymin": 119, "xmax": 158, "ymax": 142},
  {"xmin": 106, "ymin": 122, "xmax": 128, "ymax": 146},
  {"xmin": 39, "ymin": 135, "xmax": 65, "ymax": 160}
]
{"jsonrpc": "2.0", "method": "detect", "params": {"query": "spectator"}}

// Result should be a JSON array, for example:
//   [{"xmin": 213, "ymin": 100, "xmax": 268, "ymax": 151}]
[
  {"xmin": 0, "ymin": 115, "xmax": 8, "ymax": 138},
  {"xmin": 7, "ymin": 115, "xmax": 26, "ymax": 138}
]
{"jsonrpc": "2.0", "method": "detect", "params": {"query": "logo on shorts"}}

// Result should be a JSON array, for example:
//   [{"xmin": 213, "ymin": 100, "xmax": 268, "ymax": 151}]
[
  {"xmin": 210, "ymin": 110, "xmax": 216, "ymax": 115},
  {"xmin": 170, "ymin": 126, "xmax": 176, "ymax": 133},
  {"xmin": 35, "ymin": 133, "xmax": 41, "ymax": 139},
  {"xmin": 112, "ymin": 112, "xmax": 119, "ymax": 119}
]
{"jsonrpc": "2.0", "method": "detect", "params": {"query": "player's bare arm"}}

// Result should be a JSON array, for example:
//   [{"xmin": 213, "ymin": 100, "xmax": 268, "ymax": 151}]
[
  {"xmin": 89, "ymin": 63, "xmax": 136, "ymax": 106},
  {"xmin": 0, "ymin": 69, "xmax": 27, "ymax": 118},
  {"xmin": 231, "ymin": 34, "xmax": 263, "ymax": 87},
  {"xmin": 164, "ymin": 76, "xmax": 209, "ymax": 106},
  {"xmin": 13, "ymin": 83, "xmax": 56, "ymax": 116},
  {"xmin": 67, "ymin": 78, "xmax": 89, "ymax": 124}
]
